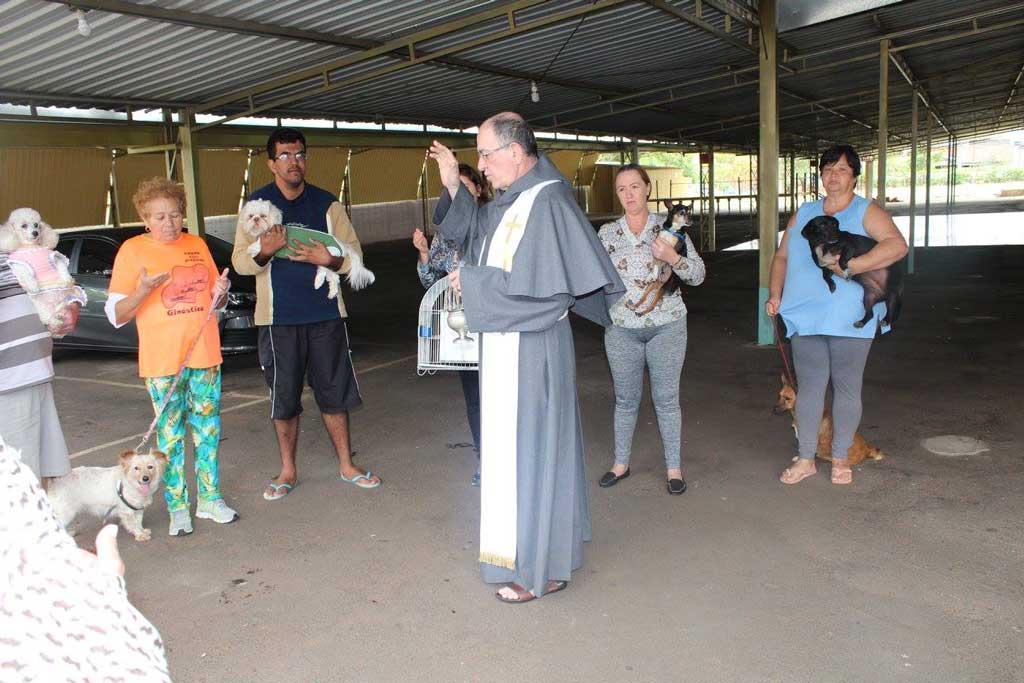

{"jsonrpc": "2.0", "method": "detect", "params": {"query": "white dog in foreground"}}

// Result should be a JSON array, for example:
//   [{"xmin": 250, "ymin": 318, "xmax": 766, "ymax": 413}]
[
  {"xmin": 237, "ymin": 199, "xmax": 375, "ymax": 298},
  {"xmin": 0, "ymin": 207, "xmax": 87, "ymax": 336},
  {"xmin": 47, "ymin": 449, "xmax": 168, "ymax": 542}
]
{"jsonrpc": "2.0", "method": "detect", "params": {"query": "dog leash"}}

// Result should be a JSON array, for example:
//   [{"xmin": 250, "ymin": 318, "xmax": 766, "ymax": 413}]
[
  {"xmin": 134, "ymin": 300, "xmax": 220, "ymax": 454},
  {"xmin": 771, "ymin": 314, "xmax": 797, "ymax": 389}
]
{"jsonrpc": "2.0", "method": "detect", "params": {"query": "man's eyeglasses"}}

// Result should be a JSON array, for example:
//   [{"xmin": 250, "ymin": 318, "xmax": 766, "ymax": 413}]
[
  {"xmin": 275, "ymin": 152, "xmax": 308, "ymax": 162},
  {"xmin": 476, "ymin": 143, "xmax": 510, "ymax": 158}
]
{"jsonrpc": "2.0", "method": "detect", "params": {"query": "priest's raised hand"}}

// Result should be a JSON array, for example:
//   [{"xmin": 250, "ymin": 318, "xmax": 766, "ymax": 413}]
[{"xmin": 428, "ymin": 140, "xmax": 461, "ymax": 198}]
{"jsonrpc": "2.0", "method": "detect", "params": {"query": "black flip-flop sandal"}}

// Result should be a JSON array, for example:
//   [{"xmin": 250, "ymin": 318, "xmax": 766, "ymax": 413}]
[{"xmin": 667, "ymin": 477, "xmax": 687, "ymax": 495}]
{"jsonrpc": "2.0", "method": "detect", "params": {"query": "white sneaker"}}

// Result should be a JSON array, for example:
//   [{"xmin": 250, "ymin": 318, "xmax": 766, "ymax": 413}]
[
  {"xmin": 168, "ymin": 508, "xmax": 193, "ymax": 536},
  {"xmin": 196, "ymin": 499, "xmax": 239, "ymax": 524}
]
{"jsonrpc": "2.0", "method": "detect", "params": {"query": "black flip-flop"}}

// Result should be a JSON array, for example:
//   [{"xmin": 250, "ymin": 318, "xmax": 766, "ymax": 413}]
[
  {"xmin": 495, "ymin": 580, "xmax": 568, "ymax": 604},
  {"xmin": 599, "ymin": 467, "xmax": 630, "ymax": 488},
  {"xmin": 667, "ymin": 477, "xmax": 687, "ymax": 495}
]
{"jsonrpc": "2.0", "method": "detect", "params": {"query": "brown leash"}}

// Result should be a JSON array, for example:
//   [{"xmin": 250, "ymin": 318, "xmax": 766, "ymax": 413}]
[{"xmin": 771, "ymin": 314, "xmax": 797, "ymax": 388}]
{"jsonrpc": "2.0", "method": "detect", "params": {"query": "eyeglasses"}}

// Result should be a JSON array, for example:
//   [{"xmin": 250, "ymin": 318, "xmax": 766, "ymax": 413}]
[
  {"xmin": 476, "ymin": 143, "xmax": 510, "ymax": 159},
  {"xmin": 274, "ymin": 152, "xmax": 308, "ymax": 162}
]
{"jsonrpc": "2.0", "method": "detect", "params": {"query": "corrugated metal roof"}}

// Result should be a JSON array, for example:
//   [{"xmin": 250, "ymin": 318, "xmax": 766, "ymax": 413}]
[{"xmin": 0, "ymin": 0, "xmax": 1021, "ymax": 152}]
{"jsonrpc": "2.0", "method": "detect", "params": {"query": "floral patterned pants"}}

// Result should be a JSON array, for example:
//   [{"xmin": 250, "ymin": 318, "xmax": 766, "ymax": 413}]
[{"xmin": 144, "ymin": 366, "xmax": 222, "ymax": 512}]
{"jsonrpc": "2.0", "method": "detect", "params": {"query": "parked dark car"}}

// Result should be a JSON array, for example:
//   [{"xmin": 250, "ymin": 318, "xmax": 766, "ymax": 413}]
[{"xmin": 53, "ymin": 227, "xmax": 257, "ymax": 354}]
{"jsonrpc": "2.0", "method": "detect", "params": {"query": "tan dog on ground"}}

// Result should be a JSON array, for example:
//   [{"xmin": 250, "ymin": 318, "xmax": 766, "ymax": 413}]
[
  {"xmin": 773, "ymin": 375, "xmax": 885, "ymax": 465},
  {"xmin": 47, "ymin": 449, "xmax": 168, "ymax": 541}
]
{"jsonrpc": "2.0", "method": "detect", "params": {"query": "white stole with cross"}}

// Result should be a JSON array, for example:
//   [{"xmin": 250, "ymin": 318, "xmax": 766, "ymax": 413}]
[{"xmin": 478, "ymin": 179, "xmax": 559, "ymax": 570}]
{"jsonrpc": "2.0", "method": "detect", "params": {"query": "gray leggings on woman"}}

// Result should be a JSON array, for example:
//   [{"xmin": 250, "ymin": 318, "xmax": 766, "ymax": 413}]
[
  {"xmin": 791, "ymin": 334, "xmax": 873, "ymax": 461},
  {"xmin": 604, "ymin": 318, "xmax": 687, "ymax": 470}
]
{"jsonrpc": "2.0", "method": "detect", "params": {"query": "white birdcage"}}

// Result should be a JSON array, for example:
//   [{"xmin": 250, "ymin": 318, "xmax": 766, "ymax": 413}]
[{"xmin": 417, "ymin": 276, "xmax": 479, "ymax": 375}]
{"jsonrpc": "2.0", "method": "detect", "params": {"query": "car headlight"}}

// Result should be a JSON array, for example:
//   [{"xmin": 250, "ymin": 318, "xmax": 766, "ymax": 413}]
[{"xmin": 226, "ymin": 292, "xmax": 256, "ymax": 308}]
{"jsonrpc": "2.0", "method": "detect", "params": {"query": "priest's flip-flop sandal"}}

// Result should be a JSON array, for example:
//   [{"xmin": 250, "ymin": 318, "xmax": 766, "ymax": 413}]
[{"xmin": 495, "ymin": 580, "xmax": 568, "ymax": 604}]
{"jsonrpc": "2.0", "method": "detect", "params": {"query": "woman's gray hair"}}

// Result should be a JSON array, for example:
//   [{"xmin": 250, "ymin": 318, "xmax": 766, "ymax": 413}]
[{"xmin": 489, "ymin": 113, "xmax": 539, "ymax": 158}]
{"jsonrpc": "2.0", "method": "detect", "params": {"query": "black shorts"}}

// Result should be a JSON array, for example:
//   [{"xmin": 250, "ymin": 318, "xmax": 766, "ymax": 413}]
[{"xmin": 258, "ymin": 318, "xmax": 362, "ymax": 420}]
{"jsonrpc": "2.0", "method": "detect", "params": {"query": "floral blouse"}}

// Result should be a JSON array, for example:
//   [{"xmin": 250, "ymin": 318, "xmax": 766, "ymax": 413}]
[
  {"xmin": 416, "ymin": 235, "xmax": 461, "ymax": 290},
  {"xmin": 598, "ymin": 213, "xmax": 706, "ymax": 328}
]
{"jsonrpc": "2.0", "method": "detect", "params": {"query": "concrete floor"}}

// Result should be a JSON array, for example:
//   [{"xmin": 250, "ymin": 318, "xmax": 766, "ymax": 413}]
[{"xmin": 52, "ymin": 237, "xmax": 1023, "ymax": 682}]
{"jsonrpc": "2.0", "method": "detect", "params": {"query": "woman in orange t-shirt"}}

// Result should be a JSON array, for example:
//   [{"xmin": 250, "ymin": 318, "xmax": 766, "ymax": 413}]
[{"xmin": 106, "ymin": 177, "xmax": 237, "ymax": 537}]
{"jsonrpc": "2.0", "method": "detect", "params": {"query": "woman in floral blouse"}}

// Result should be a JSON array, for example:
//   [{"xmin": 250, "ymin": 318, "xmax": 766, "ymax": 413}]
[
  {"xmin": 596, "ymin": 164, "xmax": 705, "ymax": 496},
  {"xmin": 412, "ymin": 163, "xmax": 489, "ymax": 485}
]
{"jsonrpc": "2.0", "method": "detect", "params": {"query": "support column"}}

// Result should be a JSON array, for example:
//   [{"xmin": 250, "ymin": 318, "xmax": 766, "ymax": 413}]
[
  {"xmin": 789, "ymin": 151, "xmax": 796, "ymax": 213},
  {"xmin": 162, "ymin": 108, "xmax": 176, "ymax": 179},
  {"xmin": 877, "ymin": 39, "xmax": 890, "ymax": 209},
  {"xmin": 865, "ymin": 158, "xmax": 874, "ymax": 202},
  {"xmin": 630, "ymin": 138, "xmax": 639, "ymax": 164},
  {"xmin": 908, "ymin": 92, "xmax": 918, "ymax": 274},
  {"xmin": 946, "ymin": 136, "xmax": 953, "ymax": 217},
  {"xmin": 178, "ymin": 108, "xmax": 204, "ymax": 236},
  {"xmin": 925, "ymin": 111, "xmax": 932, "ymax": 247},
  {"xmin": 757, "ymin": 0, "xmax": 778, "ymax": 346},
  {"xmin": 708, "ymin": 148, "xmax": 716, "ymax": 252}
]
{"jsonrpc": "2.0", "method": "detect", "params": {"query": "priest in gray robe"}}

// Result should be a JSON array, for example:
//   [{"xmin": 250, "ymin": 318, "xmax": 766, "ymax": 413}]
[{"xmin": 429, "ymin": 112, "xmax": 624, "ymax": 603}]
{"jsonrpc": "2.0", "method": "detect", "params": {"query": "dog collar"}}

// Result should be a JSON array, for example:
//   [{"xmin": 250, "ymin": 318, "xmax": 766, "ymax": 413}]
[
  {"xmin": 116, "ymin": 481, "xmax": 145, "ymax": 511},
  {"xmin": 662, "ymin": 228, "xmax": 688, "ymax": 241}
]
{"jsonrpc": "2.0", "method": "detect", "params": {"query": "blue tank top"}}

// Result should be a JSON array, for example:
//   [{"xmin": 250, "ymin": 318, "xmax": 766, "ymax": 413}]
[{"xmin": 779, "ymin": 195, "xmax": 890, "ymax": 339}]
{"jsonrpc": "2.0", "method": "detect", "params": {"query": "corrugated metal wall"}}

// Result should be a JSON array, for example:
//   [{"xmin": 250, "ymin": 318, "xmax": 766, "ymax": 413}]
[
  {"xmin": 198, "ymin": 150, "xmax": 250, "ymax": 216},
  {"xmin": 0, "ymin": 148, "xmax": 111, "ymax": 228},
  {"xmin": 1, "ymin": 146, "xmax": 602, "ymax": 227},
  {"xmin": 247, "ymin": 147, "xmax": 348, "ymax": 201},
  {"xmin": 114, "ymin": 154, "xmax": 166, "ymax": 222}
]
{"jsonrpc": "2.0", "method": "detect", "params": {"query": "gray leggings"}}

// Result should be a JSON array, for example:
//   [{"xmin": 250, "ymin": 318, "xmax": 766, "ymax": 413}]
[
  {"xmin": 604, "ymin": 318, "xmax": 687, "ymax": 470},
  {"xmin": 791, "ymin": 334, "xmax": 873, "ymax": 461}
]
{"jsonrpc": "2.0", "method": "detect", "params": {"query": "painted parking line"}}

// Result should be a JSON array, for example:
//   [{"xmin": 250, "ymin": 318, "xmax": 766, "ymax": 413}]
[
  {"xmin": 68, "ymin": 354, "xmax": 415, "ymax": 459},
  {"xmin": 56, "ymin": 375, "xmax": 276, "ymax": 400}
]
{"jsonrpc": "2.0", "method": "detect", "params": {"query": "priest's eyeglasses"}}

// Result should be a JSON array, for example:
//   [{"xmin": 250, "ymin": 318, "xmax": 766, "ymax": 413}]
[
  {"xmin": 274, "ymin": 152, "xmax": 308, "ymax": 162},
  {"xmin": 476, "ymin": 143, "xmax": 510, "ymax": 158}
]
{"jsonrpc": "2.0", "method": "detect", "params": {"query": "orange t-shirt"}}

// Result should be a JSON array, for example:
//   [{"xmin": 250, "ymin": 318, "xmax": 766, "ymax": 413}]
[{"xmin": 109, "ymin": 234, "xmax": 223, "ymax": 378}]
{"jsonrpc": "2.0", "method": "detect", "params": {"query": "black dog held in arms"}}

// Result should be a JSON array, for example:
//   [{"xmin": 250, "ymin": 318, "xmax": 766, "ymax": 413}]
[
  {"xmin": 801, "ymin": 215, "xmax": 904, "ymax": 329},
  {"xmin": 625, "ymin": 201, "xmax": 693, "ymax": 316}
]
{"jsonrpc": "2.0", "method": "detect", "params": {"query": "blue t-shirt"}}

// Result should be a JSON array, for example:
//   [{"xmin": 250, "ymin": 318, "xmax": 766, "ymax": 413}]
[
  {"xmin": 249, "ymin": 182, "xmax": 340, "ymax": 325},
  {"xmin": 779, "ymin": 195, "xmax": 890, "ymax": 339}
]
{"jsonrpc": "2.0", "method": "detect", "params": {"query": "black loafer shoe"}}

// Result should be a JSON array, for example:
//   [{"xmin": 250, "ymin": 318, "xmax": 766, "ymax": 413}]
[
  {"xmin": 667, "ymin": 477, "xmax": 687, "ymax": 495},
  {"xmin": 599, "ymin": 468, "xmax": 630, "ymax": 488}
]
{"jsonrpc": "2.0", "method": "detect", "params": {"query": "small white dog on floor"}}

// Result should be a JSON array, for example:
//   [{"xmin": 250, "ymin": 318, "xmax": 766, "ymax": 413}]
[
  {"xmin": 0, "ymin": 207, "xmax": 87, "ymax": 336},
  {"xmin": 237, "ymin": 199, "xmax": 375, "ymax": 298},
  {"xmin": 47, "ymin": 449, "xmax": 168, "ymax": 542}
]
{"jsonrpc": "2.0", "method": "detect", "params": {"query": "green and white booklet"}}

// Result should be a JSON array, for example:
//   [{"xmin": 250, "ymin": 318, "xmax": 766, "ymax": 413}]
[{"xmin": 273, "ymin": 224, "xmax": 342, "ymax": 259}]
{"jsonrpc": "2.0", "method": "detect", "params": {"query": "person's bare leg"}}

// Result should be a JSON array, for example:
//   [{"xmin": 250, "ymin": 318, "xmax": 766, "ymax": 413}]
[
  {"xmin": 322, "ymin": 411, "xmax": 379, "ymax": 485},
  {"xmin": 265, "ymin": 416, "xmax": 299, "ymax": 496}
]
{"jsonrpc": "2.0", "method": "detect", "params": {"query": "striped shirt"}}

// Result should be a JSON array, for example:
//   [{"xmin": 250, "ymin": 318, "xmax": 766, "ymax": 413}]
[{"xmin": 0, "ymin": 254, "xmax": 53, "ymax": 394}]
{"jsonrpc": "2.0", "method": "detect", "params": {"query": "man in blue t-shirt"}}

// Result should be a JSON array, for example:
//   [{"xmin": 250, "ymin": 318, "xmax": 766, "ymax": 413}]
[{"xmin": 232, "ymin": 128, "xmax": 381, "ymax": 500}]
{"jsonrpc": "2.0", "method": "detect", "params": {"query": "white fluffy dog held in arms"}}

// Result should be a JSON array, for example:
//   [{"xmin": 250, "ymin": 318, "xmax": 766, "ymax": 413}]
[
  {"xmin": 0, "ymin": 207, "xmax": 87, "ymax": 336},
  {"xmin": 237, "ymin": 198, "xmax": 375, "ymax": 298}
]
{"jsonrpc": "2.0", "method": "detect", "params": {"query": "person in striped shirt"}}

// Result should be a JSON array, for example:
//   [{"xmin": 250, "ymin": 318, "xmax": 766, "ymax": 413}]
[{"xmin": 0, "ymin": 250, "xmax": 79, "ymax": 487}]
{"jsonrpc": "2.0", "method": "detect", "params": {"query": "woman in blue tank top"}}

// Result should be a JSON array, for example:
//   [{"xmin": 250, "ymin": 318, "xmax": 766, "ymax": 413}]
[{"xmin": 765, "ymin": 145, "xmax": 907, "ymax": 486}]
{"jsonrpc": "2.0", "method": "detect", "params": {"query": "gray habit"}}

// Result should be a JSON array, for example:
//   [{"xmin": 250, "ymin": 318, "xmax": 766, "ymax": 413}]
[{"xmin": 434, "ymin": 153, "xmax": 623, "ymax": 597}]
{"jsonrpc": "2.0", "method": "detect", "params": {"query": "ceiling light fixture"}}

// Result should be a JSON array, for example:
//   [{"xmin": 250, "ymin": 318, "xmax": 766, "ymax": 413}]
[
  {"xmin": 530, "ymin": 81, "xmax": 540, "ymax": 103},
  {"xmin": 74, "ymin": 8, "xmax": 91, "ymax": 37}
]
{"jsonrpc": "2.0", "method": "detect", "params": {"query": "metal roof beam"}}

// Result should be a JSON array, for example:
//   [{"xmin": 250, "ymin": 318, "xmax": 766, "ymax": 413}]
[
  {"xmin": 998, "ymin": 63, "xmax": 1024, "ymax": 124},
  {"xmin": 641, "ymin": 0, "xmax": 758, "ymax": 56},
  {"xmin": 535, "ymin": 8, "xmax": 1023, "ymax": 131},
  {"xmin": 192, "ymin": 0, "xmax": 630, "ymax": 131},
  {"xmin": 191, "ymin": 0, "xmax": 551, "ymax": 115},
  {"xmin": 783, "ymin": 2, "xmax": 1024, "ymax": 65},
  {"xmin": 44, "ymin": 0, "xmax": 643, "ymax": 111},
  {"xmin": 887, "ymin": 52, "xmax": 951, "ymax": 138}
]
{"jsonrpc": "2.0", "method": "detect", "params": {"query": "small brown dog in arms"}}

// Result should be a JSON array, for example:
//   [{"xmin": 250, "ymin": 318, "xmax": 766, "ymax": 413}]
[
  {"xmin": 773, "ymin": 375, "xmax": 885, "ymax": 465},
  {"xmin": 47, "ymin": 449, "xmax": 168, "ymax": 541}
]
